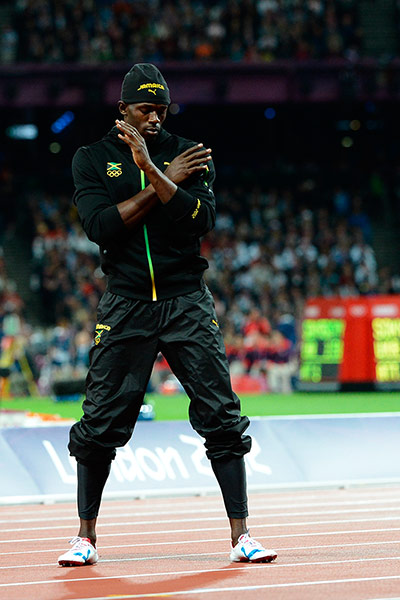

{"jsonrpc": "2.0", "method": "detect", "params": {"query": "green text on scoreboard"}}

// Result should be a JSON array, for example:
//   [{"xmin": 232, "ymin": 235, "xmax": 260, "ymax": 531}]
[
  {"xmin": 373, "ymin": 318, "xmax": 400, "ymax": 382},
  {"xmin": 300, "ymin": 319, "xmax": 345, "ymax": 383}
]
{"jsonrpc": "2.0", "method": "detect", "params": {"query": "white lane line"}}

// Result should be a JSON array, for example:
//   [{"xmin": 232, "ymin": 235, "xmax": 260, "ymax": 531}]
[
  {"xmin": 2, "ymin": 549, "xmax": 400, "ymax": 571},
  {"xmin": 2, "ymin": 497, "xmax": 400, "ymax": 525},
  {"xmin": 0, "ymin": 507, "xmax": 228, "ymax": 525},
  {"xmin": 2, "ymin": 557, "xmax": 400, "ymax": 588},
  {"xmin": 2, "ymin": 515, "xmax": 400, "ymax": 545},
  {"xmin": 1, "ymin": 494, "xmax": 399, "ymax": 524},
  {"xmin": 0, "ymin": 564, "xmax": 269, "ymax": 588},
  {"xmin": 58, "ymin": 578, "xmax": 400, "ymax": 600},
  {"xmin": 2, "ymin": 526, "xmax": 400, "ymax": 555},
  {"xmin": 4, "ymin": 506, "xmax": 400, "ymax": 533},
  {"xmin": 2, "ymin": 533, "xmax": 400, "ymax": 559},
  {"xmin": 2, "ymin": 488, "xmax": 400, "ymax": 517},
  {"xmin": 1, "ymin": 531, "xmax": 400, "ymax": 559}
]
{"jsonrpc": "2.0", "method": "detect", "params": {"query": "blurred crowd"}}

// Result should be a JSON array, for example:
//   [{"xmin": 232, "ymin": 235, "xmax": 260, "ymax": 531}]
[
  {"xmin": 2, "ymin": 0, "xmax": 362, "ymax": 64},
  {"xmin": 2, "ymin": 157, "xmax": 399, "ymax": 396},
  {"xmin": 202, "ymin": 174, "xmax": 399, "ymax": 389},
  {"xmin": 0, "ymin": 2, "xmax": 399, "ymax": 397}
]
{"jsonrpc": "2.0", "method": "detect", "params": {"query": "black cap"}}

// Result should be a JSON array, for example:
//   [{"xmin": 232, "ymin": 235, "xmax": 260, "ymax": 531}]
[{"xmin": 121, "ymin": 63, "xmax": 170, "ymax": 105}]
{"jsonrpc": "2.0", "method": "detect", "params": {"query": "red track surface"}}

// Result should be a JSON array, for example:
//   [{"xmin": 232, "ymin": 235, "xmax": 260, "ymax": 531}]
[{"xmin": 1, "ymin": 486, "xmax": 400, "ymax": 600}]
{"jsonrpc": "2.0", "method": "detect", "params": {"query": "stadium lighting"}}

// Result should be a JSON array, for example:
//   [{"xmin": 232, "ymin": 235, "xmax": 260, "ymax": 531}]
[
  {"xmin": 169, "ymin": 103, "xmax": 181, "ymax": 115},
  {"xmin": 51, "ymin": 111, "xmax": 75, "ymax": 134},
  {"xmin": 6, "ymin": 124, "xmax": 38, "ymax": 140},
  {"xmin": 341, "ymin": 136, "xmax": 354, "ymax": 148},
  {"xmin": 350, "ymin": 120, "xmax": 361, "ymax": 131},
  {"xmin": 264, "ymin": 107, "xmax": 276, "ymax": 120},
  {"xmin": 49, "ymin": 142, "xmax": 61, "ymax": 154}
]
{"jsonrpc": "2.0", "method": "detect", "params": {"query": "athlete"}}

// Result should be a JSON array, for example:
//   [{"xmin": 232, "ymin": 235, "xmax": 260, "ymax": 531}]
[{"xmin": 58, "ymin": 63, "xmax": 277, "ymax": 566}]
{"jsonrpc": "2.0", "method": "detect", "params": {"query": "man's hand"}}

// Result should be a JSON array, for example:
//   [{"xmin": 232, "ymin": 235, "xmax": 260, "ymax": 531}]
[
  {"xmin": 164, "ymin": 144, "xmax": 212, "ymax": 184},
  {"xmin": 115, "ymin": 120, "xmax": 151, "ymax": 171}
]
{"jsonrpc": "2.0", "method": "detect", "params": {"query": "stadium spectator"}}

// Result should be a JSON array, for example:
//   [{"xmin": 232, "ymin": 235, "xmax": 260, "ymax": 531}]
[
  {"xmin": 0, "ymin": 155, "xmax": 391, "ymax": 393},
  {"xmin": 264, "ymin": 329, "xmax": 295, "ymax": 393},
  {"xmin": 9, "ymin": 0, "xmax": 361, "ymax": 64},
  {"xmin": 0, "ymin": 252, "xmax": 24, "ymax": 319}
]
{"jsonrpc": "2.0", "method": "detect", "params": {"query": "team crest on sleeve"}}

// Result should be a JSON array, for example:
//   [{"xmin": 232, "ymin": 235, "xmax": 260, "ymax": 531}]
[{"xmin": 106, "ymin": 162, "xmax": 122, "ymax": 177}]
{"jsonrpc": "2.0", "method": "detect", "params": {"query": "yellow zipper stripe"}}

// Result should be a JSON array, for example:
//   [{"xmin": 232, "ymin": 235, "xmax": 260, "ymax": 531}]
[{"xmin": 140, "ymin": 170, "xmax": 157, "ymax": 301}]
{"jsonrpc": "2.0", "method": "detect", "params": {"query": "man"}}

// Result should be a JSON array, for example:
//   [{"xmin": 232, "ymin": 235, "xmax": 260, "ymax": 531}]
[{"xmin": 58, "ymin": 63, "xmax": 277, "ymax": 566}]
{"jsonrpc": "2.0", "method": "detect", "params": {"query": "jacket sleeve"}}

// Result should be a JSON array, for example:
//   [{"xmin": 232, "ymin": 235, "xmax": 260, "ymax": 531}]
[
  {"xmin": 161, "ymin": 158, "xmax": 216, "ymax": 237},
  {"xmin": 72, "ymin": 147, "xmax": 125, "ymax": 245}
]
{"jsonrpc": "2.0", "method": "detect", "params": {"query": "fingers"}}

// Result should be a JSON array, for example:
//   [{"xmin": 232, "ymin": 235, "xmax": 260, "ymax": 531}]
[
  {"xmin": 115, "ymin": 118, "xmax": 134, "ymax": 132},
  {"xmin": 179, "ymin": 145, "xmax": 212, "ymax": 173},
  {"xmin": 180, "ymin": 144, "xmax": 212, "ymax": 158},
  {"xmin": 115, "ymin": 119, "xmax": 142, "ymax": 141},
  {"xmin": 180, "ymin": 144, "xmax": 204, "ymax": 157},
  {"xmin": 189, "ymin": 151, "xmax": 212, "ymax": 163},
  {"xmin": 117, "ymin": 131, "xmax": 135, "ymax": 147},
  {"xmin": 184, "ymin": 157, "xmax": 212, "ymax": 175},
  {"xmin": 187, "ymin": 164, "xmax": 210, "ymax": 174},
  {"xmin": 186, "ymin": 154, "xmax": 212, "ymax": 166}
]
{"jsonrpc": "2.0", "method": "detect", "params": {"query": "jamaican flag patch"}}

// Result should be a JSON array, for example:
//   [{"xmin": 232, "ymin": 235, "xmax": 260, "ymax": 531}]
[{"xmin": 106, "ymin": 162, "xmax": 122, "ymax": 177}]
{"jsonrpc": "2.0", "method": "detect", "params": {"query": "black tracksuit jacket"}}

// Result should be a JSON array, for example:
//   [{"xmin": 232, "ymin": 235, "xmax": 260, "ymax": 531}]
[{"xmin": 72, "ymin": 126, "xmax": 216, "ymax": 301}]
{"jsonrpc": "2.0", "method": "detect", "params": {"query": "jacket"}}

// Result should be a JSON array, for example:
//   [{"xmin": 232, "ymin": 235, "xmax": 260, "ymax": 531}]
[{"xmin": 72, "ymin": 126, "xmax": 216, "ymax": 301}]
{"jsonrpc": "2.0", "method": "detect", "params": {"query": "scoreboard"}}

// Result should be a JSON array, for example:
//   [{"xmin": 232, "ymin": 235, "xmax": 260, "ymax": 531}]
[
  {"xmin": 300, "ymin": 319, "xmax": 345, "ymax": 384},
  {"xmin": 299, "ymin": 296, "xmax": 400, "ymax": 390},
  {"xmin": 372, "ymin": 318, "xmax": 400, "ymax": 382}
]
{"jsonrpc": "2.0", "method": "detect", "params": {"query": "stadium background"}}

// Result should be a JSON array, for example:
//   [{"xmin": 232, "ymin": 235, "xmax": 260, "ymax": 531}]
[
  {"xmin": 3, "ymin": 6, "xmax": 400, "ymax": 599},
  {"xmin": 1, "ymin": 0, "xmax": 400, "ymax": 416}
]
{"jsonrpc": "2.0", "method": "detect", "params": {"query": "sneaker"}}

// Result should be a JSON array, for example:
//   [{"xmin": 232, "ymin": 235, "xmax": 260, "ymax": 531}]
[
  {"xmin": 230, "ymin": 533, "xmax": 277, "ymax": 563},
  {"xmin": 58, "ymin": 536, "xmax": 98, "ymax": 567}
]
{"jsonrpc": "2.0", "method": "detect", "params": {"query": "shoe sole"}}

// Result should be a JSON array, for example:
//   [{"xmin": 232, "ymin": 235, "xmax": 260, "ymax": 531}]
[
  {"xmin": 231, "ymin": 553, "xmax": 277, "ymax": 563},
  {"xmin": 58, "ymin": 559, "xmax": 97, "ymax": 567},
  {"xmin": 250, "ymin": 553, "xmax": 277, "ymax": 563}
]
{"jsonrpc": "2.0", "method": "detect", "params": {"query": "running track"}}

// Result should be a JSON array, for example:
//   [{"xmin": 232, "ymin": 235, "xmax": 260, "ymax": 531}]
[{"xmin": 1, "ymin": 486, "xmax": 400, "ymax": 600}]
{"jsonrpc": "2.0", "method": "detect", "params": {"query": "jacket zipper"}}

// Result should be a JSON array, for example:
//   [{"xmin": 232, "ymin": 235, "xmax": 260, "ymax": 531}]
[{"xmin": 141, "ymin": 170, "xmax": 157, "ymax": 301}]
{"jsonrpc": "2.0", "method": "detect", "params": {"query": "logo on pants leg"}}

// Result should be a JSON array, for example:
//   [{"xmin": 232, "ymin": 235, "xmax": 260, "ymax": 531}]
[{"xmin": 94, "ymin": 323, "xmax": 111, "ymax": 345}]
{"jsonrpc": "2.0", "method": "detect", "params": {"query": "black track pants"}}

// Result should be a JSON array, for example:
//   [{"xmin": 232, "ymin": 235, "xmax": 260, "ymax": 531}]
[
  {"xmin": 69, "ymin": 286, "xmax": 252, "ymax": 463},
  {"xmin": 77, "ymin": 459, "xmax": 111, "ymax": 520},
  {"xmin": 211, "ymin": 456, "xmax": 248, "ymax": 518},
  {"xmin": 77, "ymin": 455, "xmax": 248, "ymax": 521}
]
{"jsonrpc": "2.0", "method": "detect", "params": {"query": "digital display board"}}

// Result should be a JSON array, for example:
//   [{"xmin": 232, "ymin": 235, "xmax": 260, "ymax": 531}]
[
  {"xmin": 299, "ymin": 296, "xmax": 400, "ymax": 390},
  {"xmin": 372, "ymin": 318, "xmax": 400, "ymax": 382},
  {"xmin": 300, "ymin": 319, "xmax": 345, "ymax": 383}
]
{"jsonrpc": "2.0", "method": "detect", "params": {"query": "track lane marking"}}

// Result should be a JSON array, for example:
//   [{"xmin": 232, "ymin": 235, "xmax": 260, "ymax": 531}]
[
  {"xmin": 2, "ymin": 533, "xmax": 400, "ymax": 558},
  {"xmin": 2, "ymin": 557, "xmax": 400, "ymax": 588},
  {"xmin": 2, "ymin": 515, "xmax": 400, "ymax": 544},
  {"xmin": 1, "ymin": 488, "xmax": 400, "ymax": 517},
  {"xmin": 54, "ymin": 579, "xmax": 400, "ymax": 599},
  {"xmin": 2, "ymin": 548, "xmax": 400, "ymax": 571},
  {"xmin": 4, "ymin": 506, "xmax": 400, "ymax": 533},
  {"xmin": 2, "ymin": 526, "xmax": 400, "ymax": 556},
  {"xmin": 2, "ymin": 497, "xmax": 400, "ymax": 525}
]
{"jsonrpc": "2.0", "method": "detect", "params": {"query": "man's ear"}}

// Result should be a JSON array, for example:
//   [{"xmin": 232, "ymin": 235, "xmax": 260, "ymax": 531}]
[{"xmin": 118, "ymin": 101, "xmax": 127, "ymax": 116}]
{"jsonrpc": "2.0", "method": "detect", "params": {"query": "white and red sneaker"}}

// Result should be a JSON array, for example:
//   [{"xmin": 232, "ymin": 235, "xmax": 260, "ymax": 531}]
[
  {"xmin": 58, "ymin": 536, "xmax": 98, "ymax": 566},
  {"xmin": 230, "ymin": 533, "xmax": 277, "ymax": 563}
]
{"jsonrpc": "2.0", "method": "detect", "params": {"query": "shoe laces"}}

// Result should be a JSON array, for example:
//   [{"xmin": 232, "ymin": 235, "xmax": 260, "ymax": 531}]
[
  {"xmin": 68, "ymin": 536, "xmax": 91, "ymax": 549},
  {"xmin": 239, "ymin": 533, "xmax": 263, "ymax": 549}
]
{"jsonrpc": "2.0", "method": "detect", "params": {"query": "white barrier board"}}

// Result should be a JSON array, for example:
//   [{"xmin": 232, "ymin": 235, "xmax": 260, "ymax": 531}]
[{"xmin": 1, "ymin": 414, "xmax": 399, "ymax": 504}]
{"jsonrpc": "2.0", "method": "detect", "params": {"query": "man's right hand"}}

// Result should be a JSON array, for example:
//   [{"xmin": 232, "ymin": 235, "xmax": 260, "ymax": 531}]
[{"xmin": 164, "ymin": 144, "xmax": 212, "ymax": 184}]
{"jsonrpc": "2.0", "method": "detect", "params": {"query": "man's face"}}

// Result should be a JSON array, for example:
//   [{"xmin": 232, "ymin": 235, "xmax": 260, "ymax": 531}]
[{"xmin": 120, "ymin": 102, "xmax": 168, "ymax": 141}]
